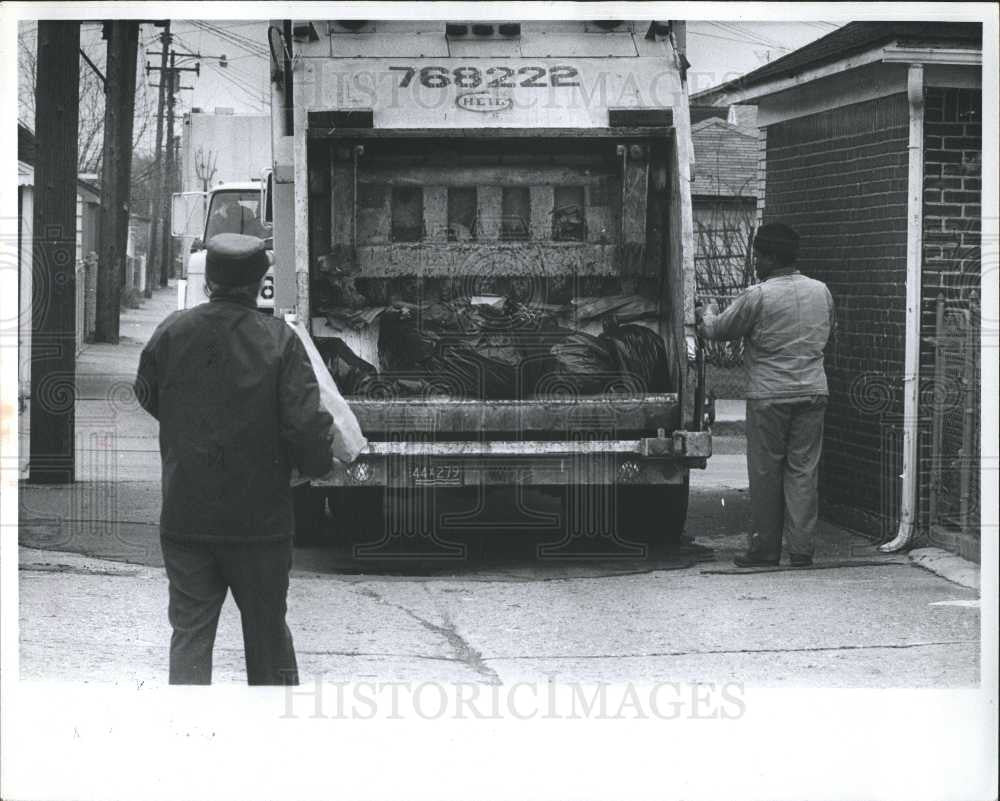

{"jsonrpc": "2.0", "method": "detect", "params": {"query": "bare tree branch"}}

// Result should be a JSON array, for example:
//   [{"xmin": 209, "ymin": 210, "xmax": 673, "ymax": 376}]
[{"xmin": 194, "ymin": 146, "xmax": 219, "ymax": 191}]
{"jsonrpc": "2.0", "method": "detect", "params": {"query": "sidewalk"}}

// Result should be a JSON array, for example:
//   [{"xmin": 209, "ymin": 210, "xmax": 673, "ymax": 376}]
[{"xmin": 18, "ymin": 282, "xmax": 178, "ymax": 481}]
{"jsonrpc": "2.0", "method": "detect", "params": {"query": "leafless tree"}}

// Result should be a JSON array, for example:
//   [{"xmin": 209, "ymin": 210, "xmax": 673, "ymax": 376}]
[
  {"xmin": 18, "ymin": 22, "xmax": 157, "ymax": 173},
  {"xmin": 194, "ymin": 147, "xmax": 219, "ymax": 191},
  {"xmin": 694, "ymin": 177, "xmax": 758, "ymax": 369}
]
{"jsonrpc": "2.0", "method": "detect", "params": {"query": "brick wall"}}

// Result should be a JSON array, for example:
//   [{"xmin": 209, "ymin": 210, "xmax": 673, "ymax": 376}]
[
  {"xmin": 919, "ymin": 87, "xmax": 982, "ymax": 561},
  {"xmin": 762, "ymin": 94, "xmax": 911, "ymax": 537}
]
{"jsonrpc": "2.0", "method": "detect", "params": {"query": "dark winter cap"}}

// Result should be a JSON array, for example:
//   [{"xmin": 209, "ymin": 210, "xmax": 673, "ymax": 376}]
[
  {"xmin": 753, "ymin": 223, "xmax": 799, "ymax": 263},
  {"xmin": 205, "ymin": 233, "xmax": 270, "ymax": 286}
]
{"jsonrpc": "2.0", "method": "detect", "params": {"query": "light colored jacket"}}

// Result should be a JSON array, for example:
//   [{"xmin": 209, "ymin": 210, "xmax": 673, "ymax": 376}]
[{"xmin": 700, "ymin": 270, "xmax": 834, "ymax": 399}]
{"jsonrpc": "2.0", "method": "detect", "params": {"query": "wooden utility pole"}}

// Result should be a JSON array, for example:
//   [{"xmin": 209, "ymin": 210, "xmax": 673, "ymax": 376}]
[
  {"xmin": 29, "ymin": 22, "xmax": 81, "ymax": 484},
  {"xmin": 95, "ymin": 21, "xmax": 139, "ymax": 343},
  {"xmin": 159, "ymin": 50, "xmax": 177, "ymax": 286},
  {"xmin": 145, "ymin": 21, "xmax": 169, "ymax": 298}
]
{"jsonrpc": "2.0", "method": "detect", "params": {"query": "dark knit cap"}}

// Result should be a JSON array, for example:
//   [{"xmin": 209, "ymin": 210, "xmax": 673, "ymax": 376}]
[
  {"xmin": 753, "ymin": 223, "xmax": 799, "ymax": 263},
  {"xmin": 205, "ymin": 233, "xmax": 270, "ymax": 286}
]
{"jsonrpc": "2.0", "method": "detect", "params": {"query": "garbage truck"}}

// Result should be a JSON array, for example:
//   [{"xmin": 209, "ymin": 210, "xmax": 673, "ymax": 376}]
[{"xmin": 263, "ymin": 19, "xmax": 711, "ymax": 556}]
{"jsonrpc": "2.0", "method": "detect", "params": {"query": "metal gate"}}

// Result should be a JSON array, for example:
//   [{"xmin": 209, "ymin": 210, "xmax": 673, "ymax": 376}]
[{"xmin": 925, "ymin": 292, "xmax": 980, "ymax": 542}]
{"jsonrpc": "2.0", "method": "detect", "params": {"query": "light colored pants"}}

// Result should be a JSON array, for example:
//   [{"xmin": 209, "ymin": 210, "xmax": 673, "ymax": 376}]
[{"xmin": 746, "ymin": 395, "xmax": 827, "ymax": 559}]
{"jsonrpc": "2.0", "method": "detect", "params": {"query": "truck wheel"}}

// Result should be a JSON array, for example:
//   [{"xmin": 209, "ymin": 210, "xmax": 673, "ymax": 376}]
[
  {"xmin": 617, "ymin": 477, "xmax": 690, "ymax": 558},
  {"xmin": 292, "ymin": 484, "xmax": 327, "ymax": 546}
]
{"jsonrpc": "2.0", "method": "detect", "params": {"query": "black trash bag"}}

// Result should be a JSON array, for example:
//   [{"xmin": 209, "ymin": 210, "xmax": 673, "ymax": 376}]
[
  {"xmin": 602, "ymin": 321, "xmax": 671, "ymax": 393},
  {"xmin": 547, "ymin": 331, "xmax": 621, "ymax": 396},
  {"xmin": 378, "ymin": 305, "xmax": 440, "ymax": 371},
  {"xmin": 442, "ymin": 343, "xmax": 518, "ymax": 400},
  {"xmin": 315, "ymin": 337, "xmax": 377, "ymax": 396}
]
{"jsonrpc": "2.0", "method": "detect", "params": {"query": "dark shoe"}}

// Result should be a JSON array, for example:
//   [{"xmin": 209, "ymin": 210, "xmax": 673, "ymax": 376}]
[
  {"xmin": 789, "ymin": 554, "xmax": 813, "ymax": 568},
  {"xmin": 733, "ymin": 553, "xmax": 780, "ymax": 568}
]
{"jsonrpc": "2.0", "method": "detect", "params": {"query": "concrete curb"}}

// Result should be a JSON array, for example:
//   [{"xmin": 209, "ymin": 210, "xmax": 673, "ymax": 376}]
[
  {"xmin": 18, "ymin": 546, "xmax": 162, "ymax": 579},
  {"xmin": 908, "ymin": 547, "xmax": 980, "ymax": 591}
]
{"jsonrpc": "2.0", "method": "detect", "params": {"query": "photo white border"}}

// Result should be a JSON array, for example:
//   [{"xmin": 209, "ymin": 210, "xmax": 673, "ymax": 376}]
[{"xmin": 1, "ymin": 3, "xmax": 996, "ymax": 800}]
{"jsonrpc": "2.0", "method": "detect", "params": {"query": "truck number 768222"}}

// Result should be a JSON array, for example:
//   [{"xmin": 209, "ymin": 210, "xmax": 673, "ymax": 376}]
[{"xmin": 388, "ymin": 65, "xmax": 580, "ymax": 89}]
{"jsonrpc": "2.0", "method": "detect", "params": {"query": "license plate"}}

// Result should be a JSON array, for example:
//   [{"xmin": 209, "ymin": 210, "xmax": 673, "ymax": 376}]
[{"xmin": 410, "ymin": 464, "xmax": 463, "ymax": 486}]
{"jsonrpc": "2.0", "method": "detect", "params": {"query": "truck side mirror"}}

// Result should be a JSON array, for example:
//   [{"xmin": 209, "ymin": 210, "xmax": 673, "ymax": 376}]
[
  {"xmin": 171, "ymin": 192, "xmax": 207, "ymax": 238},
  {"xmin": 260, "ymin": 169, "xmax": 273, "ymax": 224}
]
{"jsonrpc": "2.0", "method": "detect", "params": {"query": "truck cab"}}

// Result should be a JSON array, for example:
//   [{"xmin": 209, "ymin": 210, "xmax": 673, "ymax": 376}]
[{"xmin": 171, "ymin": 181, "xmax": 276, "ymax": 311}]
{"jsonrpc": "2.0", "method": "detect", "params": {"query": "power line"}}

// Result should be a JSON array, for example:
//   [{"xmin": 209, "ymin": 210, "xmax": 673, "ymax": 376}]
[
  {"xmin": 168, "ymin": 30, "xmax": 267, "ymax": 113},
  {"xmin": 708, "ymin": 22, "xmax": 791, "ymax": 51},
  {"xmin": 189, "ymin": 20, "xmax": 267, "ymax": 57},
  {"xmin": 713, "ymin": 21, "xmax": 788, "ymax": 49},
  {"xmin": 689, "ymin": 29, "xmax": 765, "ymax": 46},
  {"xmin": 203, "ymin": 61, "xmax": 268, "ymax": 110}
]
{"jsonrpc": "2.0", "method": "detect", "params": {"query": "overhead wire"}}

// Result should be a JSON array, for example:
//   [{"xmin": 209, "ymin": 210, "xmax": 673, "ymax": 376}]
[
  {"xmin": 189, "ymin": 20, "xmax": 268, "ymax": 57},
  {"xmin": 169, "ymin": 29, "xmax": 268, "ymax": 112},
  {"xmin": 708, "ymin": 21, "xmax": 792, "ymax": 51}
]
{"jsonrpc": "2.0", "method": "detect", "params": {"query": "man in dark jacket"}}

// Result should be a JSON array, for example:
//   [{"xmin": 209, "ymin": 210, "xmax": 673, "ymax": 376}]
[
  {"xmin": 697, "ymin": 223, "xmax": 834, "ymax": 568},
  {"xmin": 135, "ymin": 233, "xmax": 334, "ymax": 685}
]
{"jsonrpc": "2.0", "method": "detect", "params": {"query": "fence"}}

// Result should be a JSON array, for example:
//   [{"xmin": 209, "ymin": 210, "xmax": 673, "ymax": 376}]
[{"xmin": 924, "ymin": 292, "xmax": 980, "ymax": 552}]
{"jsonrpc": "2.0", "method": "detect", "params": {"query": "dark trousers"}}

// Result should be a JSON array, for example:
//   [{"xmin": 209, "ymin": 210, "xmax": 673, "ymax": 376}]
[
  {"xmin": 160, "ymin": 537, "xmax": 298, "ymax": 686},
  {"xmin": 746, "ymin": 395, "xmax": 827, "ymax": 559}
]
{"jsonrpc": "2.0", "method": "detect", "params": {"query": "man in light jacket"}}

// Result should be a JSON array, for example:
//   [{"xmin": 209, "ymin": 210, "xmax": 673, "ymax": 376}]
[
  {"xmin": 697, "ymin": 223, "xmax": 834, "ymax": 568},
  {"xmin": 136, "ymin": 233, "xmax": 335, "ymax": 684}
]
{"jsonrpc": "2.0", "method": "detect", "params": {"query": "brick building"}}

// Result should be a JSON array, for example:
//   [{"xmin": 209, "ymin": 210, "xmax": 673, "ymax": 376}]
[{"xmin": 692, "ymin": 22, "xmax": 983, "ymax": 560}]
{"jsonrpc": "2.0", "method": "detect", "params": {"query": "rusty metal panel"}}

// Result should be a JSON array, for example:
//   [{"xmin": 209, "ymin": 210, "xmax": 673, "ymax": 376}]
[
  {"xmin": 348, "ymin": 394, "xmax": 679, "ymax": 434},
  {"xmin": 330, "ymin": 149, "xmax": 356, "ymax": 269},
  {"xmin": 358, "ymin": 165, "xmax": 609, "ymax": 186},
  {"xmin": 476, "ymin": 185, "xmax": 503, "ymax": 239},
  {"xmin": 619, "ymin": 142, "xmax": 650, "ymax": 275},
  {"xmin": 423, "ymin": 185, "xmax": 448, "ymax": 242},
  {"xmin": 354, "ymin": 241, "xmax": 619, "ymax": 276},
  {"xmin": 529, "ymin": 185, "xmax": 554, "ymax": 240}
]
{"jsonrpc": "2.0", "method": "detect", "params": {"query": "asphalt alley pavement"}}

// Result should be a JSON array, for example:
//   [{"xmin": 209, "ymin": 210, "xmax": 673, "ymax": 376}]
[{"xmin": 15, "ymin": 284, "xmax": 982, "ymax": 687}]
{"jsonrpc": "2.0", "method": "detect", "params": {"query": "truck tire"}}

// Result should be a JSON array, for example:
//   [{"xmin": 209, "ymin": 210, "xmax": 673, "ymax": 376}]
[
  {"xmin": 617, "ymin": 477, "xmax": 690, "ymax": 558},
  {"xmin": 292, "ymin": 484, "xmax": 327, "ymax": 546}
]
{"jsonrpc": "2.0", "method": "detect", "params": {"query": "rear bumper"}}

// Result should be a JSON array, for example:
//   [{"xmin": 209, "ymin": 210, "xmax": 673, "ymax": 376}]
[{"xmin": 311, "ymin": 431, "xmax": 711, "ymax": 487}]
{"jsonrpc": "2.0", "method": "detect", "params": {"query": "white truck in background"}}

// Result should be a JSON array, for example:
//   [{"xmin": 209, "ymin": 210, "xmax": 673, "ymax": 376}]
[{"xmin": 170, "ymin": 181, "xmax": 275, "ymax": 312}]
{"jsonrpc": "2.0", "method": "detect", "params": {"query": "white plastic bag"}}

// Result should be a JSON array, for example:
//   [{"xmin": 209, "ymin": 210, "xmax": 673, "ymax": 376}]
[{"xmin": 287, "ymin": 318, "xmax": 368, "ymax": 466}]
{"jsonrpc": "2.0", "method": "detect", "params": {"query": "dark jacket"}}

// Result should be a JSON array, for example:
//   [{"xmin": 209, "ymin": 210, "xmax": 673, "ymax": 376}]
[
  {"xmin": 699, "ymin": 269, "xmax": 834, "ymax": 400},
  {"xmin": 135, "ymin": 294, "xmax": 334, "ymax": 542}
]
